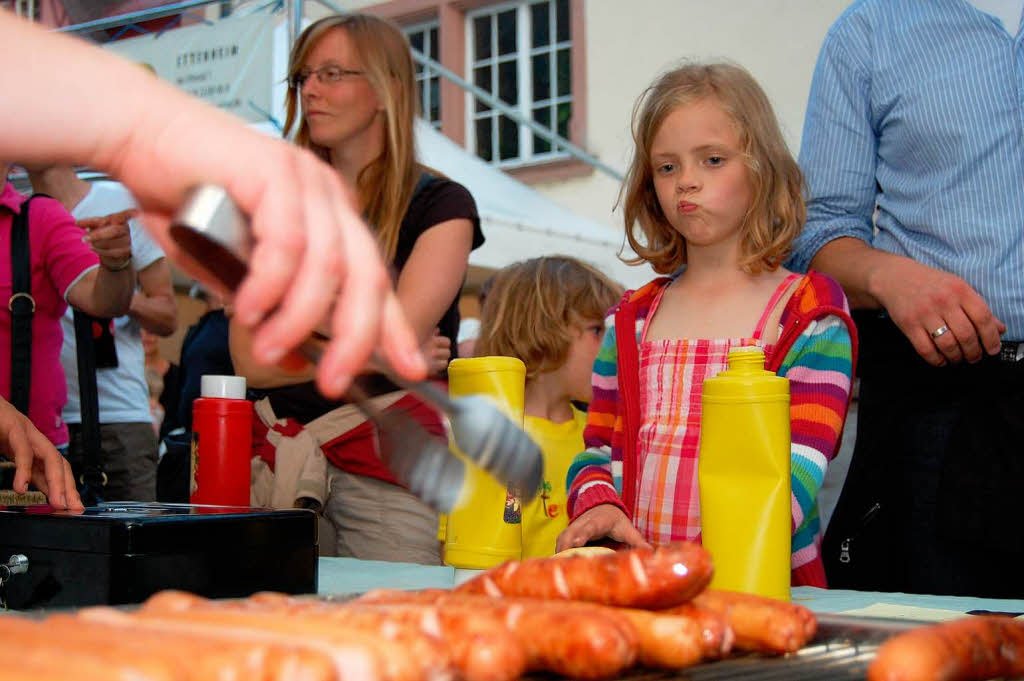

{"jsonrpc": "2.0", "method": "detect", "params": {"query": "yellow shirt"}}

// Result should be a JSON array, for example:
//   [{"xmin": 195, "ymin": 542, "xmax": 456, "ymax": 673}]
[{"xmin": 520, "ymin": 405, "xmax": 588, "ymax": 558}]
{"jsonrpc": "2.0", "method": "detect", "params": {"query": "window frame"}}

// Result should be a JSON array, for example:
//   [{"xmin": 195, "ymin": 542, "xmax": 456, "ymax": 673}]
[
  {"xmin": 360, "ymin": 0, "xmax": 590, "ymax": 184},
  {"xmin": 404, "ymin": 18, "xmax": 443, "ymax": 129},
  {"xmin": 465, "ymin": 0, "xmax": 573, "ymax": 168}
]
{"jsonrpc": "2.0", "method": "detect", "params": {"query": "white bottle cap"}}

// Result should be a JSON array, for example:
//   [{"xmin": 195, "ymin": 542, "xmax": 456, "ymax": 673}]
[{"xmin": 200, "ymin": 375, "xmax": 246, "ymax": 399}]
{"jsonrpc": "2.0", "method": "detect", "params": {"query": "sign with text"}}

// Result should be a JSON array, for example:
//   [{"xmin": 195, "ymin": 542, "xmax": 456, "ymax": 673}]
[{"xmin": 104, "ymin": 12, "xmax": 275, "ymax": 123}]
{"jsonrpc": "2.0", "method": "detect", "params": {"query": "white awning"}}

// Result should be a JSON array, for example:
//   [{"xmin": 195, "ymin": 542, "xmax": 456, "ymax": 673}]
[{"xmin": 414, "ymin": 120, "xmax": 652, "ymax": 289}]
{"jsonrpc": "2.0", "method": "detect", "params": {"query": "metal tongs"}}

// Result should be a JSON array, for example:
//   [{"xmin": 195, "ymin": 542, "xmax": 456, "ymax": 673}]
[{"xmin": 168, "ymin": 184, "xmax": 544, "ymax": 512}]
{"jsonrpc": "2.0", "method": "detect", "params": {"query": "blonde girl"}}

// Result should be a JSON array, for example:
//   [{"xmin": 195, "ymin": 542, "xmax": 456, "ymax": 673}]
[
  {"xmin": 559, "ymin": 63, "xmax": 857, "ymax": 586},
  {"xmin": 232, "ymin": 14, "xmax": 483, "ymax": 565}
]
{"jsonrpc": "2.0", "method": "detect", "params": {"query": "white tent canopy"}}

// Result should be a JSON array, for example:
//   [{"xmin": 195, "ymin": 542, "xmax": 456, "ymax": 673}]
[{"xmin": 414, "ymin": 121, "xmax": 651, "ymax": 289}]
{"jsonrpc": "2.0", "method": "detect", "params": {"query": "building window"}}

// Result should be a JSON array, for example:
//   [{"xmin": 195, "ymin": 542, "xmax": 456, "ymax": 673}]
[
  {"xmin": 468, "ymin": 0, "xmax": 571, "ymax": 165},
  {"xmin": 405, "ymin": 21, "xmax": 442, "ymax": 129}
]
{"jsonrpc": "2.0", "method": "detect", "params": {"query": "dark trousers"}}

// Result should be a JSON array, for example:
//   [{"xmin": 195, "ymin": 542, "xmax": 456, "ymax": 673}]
[
  {"xmin": 822, "ymin": 311, "xmax": 1024, "ymax": 597},
  {"xmin": 66, "ymin": 422, "xmax": 159, "ymax": 502}
]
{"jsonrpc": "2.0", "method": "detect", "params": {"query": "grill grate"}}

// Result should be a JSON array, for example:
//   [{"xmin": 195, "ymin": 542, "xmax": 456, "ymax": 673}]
[
  {"xmin": 679, "ymin": 641, "xmax": 877, "ymax": 680},
  {"xmin": 600, "ymin": 613, "xmax": 1024, "ymax": 681},
  {"xmin": 673, "ymin": 613, "xmax": 907, "ymax": 681}
]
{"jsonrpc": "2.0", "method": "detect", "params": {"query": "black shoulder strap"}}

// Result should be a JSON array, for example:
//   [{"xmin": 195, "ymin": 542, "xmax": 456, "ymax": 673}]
[
  {"xmin": 73, "ymin": 309, "xmax": 105, "ymax": 494},
  {"xmin": 8, "ymin": 195, "xmax": 41, "ymax": 415}
]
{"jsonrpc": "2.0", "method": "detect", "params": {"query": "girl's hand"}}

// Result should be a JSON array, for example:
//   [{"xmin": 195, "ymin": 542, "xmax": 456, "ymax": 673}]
[
  {"xmin": 556, "ymin": 504, "xmax": 651, "ymax": 552},
  {"xmin": 79, "ymin": 209, "xmax": 134, "ymax": 270}
]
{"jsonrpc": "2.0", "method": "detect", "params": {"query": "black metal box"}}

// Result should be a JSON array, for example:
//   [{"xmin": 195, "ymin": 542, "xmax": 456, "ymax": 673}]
[{"xmin": 0, "ymin": 502, "xmax": 318, "ymax": 610}]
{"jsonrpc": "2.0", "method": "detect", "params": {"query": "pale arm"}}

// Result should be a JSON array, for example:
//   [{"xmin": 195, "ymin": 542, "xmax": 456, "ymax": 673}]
[
  {"xmin": 65, "ymin": 267, "xmax": 134, "ymax": 318},
  {"xmin": 130, "ymin": 258, "xmax": 178, "ymax": 337},
  {"xmin": 394, "ymin": 218, "xmax": 475, "ymax": 345},
  {"xmin": 65, "ymin": 214, "xmax": 135, "ymax": 318}
]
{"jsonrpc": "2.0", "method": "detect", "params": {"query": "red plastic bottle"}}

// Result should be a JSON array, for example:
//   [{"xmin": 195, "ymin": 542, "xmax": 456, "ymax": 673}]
[{"xmin": 191, "ymin": 375, "xmax": 252, "ymax": 507}]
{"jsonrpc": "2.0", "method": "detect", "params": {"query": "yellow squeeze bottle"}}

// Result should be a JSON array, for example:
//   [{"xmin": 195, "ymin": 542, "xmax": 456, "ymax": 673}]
[
  {"xmin": 698, "ymin": 346, "xmax": 791, "ymax": 600},
  {"xmin": 440, "ymin": 356, "xmax": 527, "ymax": 568}
]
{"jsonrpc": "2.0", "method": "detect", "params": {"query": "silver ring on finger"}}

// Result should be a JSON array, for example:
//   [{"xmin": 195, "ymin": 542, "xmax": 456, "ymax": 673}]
[{"xmin": 931, "ymin": 325, "xmax": 950, "ymax": 340}]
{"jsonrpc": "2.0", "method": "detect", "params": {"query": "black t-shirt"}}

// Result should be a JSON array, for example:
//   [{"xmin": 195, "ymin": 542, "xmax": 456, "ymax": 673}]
[{"xmin": 254, "ymin": 172, "xmax": 483, "ymax": 423}]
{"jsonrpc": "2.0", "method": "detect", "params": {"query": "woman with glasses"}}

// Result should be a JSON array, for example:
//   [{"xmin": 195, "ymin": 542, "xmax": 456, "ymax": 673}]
[{"xmin": 232, "ymin": 14, "xmax": 483, "ymax": 565}]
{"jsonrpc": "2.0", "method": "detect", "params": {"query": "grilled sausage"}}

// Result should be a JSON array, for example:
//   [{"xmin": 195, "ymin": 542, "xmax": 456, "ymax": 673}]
[
  {"xmin": 415, "ymin": 589, "xmax": 724, "ymax": 668},
  {"xmin": 425, "ymin": 606, "xmax": 527, "ymax": 681},
  {"xmin": 358, "ymin": 589, "xmax": 637, "ymax": 679},
  {"xmin": 675, "ymin": 589, "xmax": 816, "ymax": 654},
  {"xmin": 0, "ymin": 616, "xmax": 181, "ymax": 681},
  {"xmin": 360, "ymin": 587, "xmax": 731, "ymax": 670},
  {"xmin": 457, "ymin": 542, "xmax": 713, "ymax": 609},
  {"xmin": 194, "ymin": 592, "xmax": 522, "ymax": 681},
  {"xmin": 313, "ymin": 601, "xmax": 525, "ymax": 681},
  {"xmin": 52, "ymin": 610, "xmax": 338, "ymax": 681},
  {"xmin": 646, "ymin": 602, "xmax": 734, "ymax": 660},
  {"xmin": 133, "ymin": 603, "xmax": 441, "ymax": 681},
  {"xmin": 868, "ymin": 615, "xmax": 1024, "ymax": 681},
  {"xmin": 613, "ymin": 607, "xmax": 708, "ymax": 668},
  {"xmin": 145, "ymin": 592, "xmax": 455, "ymax": 680}
]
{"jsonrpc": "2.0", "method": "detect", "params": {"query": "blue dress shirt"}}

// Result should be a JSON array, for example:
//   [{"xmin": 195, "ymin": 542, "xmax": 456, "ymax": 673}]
[{"xmin": 788, "ymin": 0, "xmax": 1024, "ymax": 338}]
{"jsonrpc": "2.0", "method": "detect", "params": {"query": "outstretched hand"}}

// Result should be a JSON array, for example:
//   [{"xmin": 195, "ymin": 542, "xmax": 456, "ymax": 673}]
[
  {"xmin": 0, "ymin": 11, "xmax": 426, "ymax": 399},
  {"xmin": 107, "ymin": 111, "xmax": 426, "ymax": 399},
  {"xmin": 556, "ymin": 503, "xmax": 651, "ymax": 553},
  {"xmin": 79, "ymin": 208, "xmax": 134, "ymax": 270}
]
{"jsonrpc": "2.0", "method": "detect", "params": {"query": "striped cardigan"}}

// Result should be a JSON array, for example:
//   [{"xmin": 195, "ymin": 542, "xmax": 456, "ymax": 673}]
[{"xmin": 566, "ymin": 271, "xmax": 857, "ymax": 586}]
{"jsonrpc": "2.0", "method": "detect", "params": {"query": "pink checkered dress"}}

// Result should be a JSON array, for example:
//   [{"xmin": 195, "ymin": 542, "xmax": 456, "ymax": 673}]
[{"xmin": 633, "ymin": 274, "xmax": 798, "ymax": 545}]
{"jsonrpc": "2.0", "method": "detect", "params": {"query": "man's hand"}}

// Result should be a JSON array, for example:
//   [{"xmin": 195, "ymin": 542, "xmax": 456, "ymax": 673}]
[
  {"xmin": 870, "ymin": 257, "xmax": 1005, "ymax": 365},
  {"xmin": 811, "ymin": 237, "xmax": 1005, "ymax": 366},
  {"xmin": 0, "ymin": 397, "xmax": 83, "ymax": 510},
  {"xmin": 555, "ymin": 503, "xmax": 651, "ymax": 552},
  {"xmin": 80, "ymin": 209, "xmax": 134, "ymax": 270}
]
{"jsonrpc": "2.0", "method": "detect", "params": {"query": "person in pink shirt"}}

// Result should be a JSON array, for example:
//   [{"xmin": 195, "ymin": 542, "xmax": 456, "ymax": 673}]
[{"xmin": 0, "ymin": 165, "xmax": 135, "ymax": 445}]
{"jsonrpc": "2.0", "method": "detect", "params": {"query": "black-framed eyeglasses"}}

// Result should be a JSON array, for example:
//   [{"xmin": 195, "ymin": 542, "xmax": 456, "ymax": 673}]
[{"xmin": 288, "ymin": 64, "xmax": 365, "ymax": 90}]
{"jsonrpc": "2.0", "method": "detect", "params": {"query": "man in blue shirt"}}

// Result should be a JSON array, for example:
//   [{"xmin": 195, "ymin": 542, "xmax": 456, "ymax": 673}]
[{"xmin": 789, "ymin": 0, "xmax": 1024, "ymax": 597}]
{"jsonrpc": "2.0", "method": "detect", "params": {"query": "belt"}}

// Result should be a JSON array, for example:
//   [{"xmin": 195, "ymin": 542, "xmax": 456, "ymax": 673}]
[{"xmin": 999, "ymin": 341, "xmax": 1024, "ymax": 363}]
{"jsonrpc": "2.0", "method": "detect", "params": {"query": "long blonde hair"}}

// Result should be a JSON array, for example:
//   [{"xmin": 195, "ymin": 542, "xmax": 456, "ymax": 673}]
[
  {"xmin": 476, "ymin": 257, "xmax": 623, "ymax": 380},
  {"xmin": 618, "ymin": 62, "xmax": 804, "ymax": 275},
  {"xmin": 284, "ymin": 14, "xmax": 419, "ymax": 262}
]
